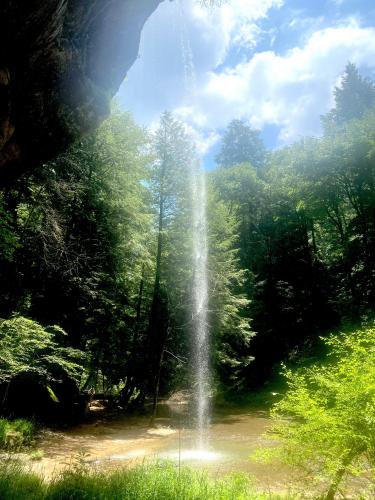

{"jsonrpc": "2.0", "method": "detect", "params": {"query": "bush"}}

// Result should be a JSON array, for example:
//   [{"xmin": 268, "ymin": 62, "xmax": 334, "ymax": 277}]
[
  {"xmin": 0, "ymin": 317, "xmax": 85, "ymax": 385},
  {"xmin": 0, "ymin": 418, "xmax": 36, "ymax": 450},
  {"xmin": 30, "ymin": 450, "xmax": 44, "ymax": 461},
  {"xmin": 0, "ymin": 316, "xmax": 86, "ymax": 419},
  {"xmin": 255, "ymin": 325, "xmax": 375, "ymax": 498}
]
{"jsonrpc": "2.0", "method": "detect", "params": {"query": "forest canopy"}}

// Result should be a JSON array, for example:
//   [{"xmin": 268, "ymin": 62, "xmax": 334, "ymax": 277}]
[{"xmin": 1, "ymin": 63, "xmax": 375, "ymax": 416}]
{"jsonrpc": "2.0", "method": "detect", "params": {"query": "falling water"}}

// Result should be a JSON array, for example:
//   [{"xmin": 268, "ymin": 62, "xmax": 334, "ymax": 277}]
[
  {"xmin": 179, "ymin": 6, "xmax": 196, "ymax": 103},
  {"xmin": 177, "ymin": 0, "xmax": 211, "ymax": 449},
  {"xmin": 190, "ymin": 162, "xmax": 210, "ymax": 449}
]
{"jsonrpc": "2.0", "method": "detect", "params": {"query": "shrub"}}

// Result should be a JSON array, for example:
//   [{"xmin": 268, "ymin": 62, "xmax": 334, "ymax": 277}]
[
  {"xmin": 30, "ymin": 450, "xmax": 44, "ymax": 461},
  {"xmin": 0, "ymin": 418, "xmax": 36, "ymax": 450},
  {"xmin": 255, "ymin": 325, "xmax": 375, "ymax": 498},
  {"xmin": 0, "ymin": 317, "xmax": 85, "ymax": 385}
]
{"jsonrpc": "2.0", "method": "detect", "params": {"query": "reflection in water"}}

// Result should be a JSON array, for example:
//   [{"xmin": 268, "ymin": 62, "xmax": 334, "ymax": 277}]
[{"xmin": 161, "ymin": 449, "xmax": 221, "ymax": 462}]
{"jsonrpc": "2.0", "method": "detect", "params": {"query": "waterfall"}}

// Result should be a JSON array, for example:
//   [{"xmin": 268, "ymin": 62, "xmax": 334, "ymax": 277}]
[
  {"xmin": 177, "ymin": 0, "xmax": 211, "ymax": 450},
  {"xmin": 190, "ymin": 162, "xmax": 210, "ymax": 449}
]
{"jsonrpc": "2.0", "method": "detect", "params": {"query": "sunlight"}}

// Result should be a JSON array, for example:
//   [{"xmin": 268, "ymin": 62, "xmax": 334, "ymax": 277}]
[
  {"xmin": 162, "ymin": 449, "xmax": 222, "ymax": 462},
  {"xmin": 1, "ymin": 0, "xmax": 375, "ymax": 498}
]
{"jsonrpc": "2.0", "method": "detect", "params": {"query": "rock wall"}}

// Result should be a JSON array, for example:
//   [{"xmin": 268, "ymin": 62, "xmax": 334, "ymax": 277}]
[{"xmin": 0, "ymin": 0, "xmax": 163, "ymax": 183}]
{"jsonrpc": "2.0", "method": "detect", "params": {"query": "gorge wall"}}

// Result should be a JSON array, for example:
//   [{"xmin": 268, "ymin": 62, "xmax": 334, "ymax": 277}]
[{"xmin": 0, "ymin": 0, "xmax": 163, "ymax": 183}]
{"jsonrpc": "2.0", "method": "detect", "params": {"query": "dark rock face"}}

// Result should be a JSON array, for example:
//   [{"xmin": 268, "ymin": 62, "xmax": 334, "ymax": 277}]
[{"xmin": 0, "ymin": 0, "xmax": 163, "ymax": 183}]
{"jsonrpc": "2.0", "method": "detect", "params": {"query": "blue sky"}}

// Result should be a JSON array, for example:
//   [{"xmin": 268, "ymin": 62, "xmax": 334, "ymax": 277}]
[{"xmin": 117, "ymin": 0, "xmax": 375, "ymax": 169}]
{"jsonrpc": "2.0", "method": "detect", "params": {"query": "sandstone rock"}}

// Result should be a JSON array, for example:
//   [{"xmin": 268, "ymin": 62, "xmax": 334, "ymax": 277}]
[{"xmin": 0, "ymin": 0, "xmax": 163, "ymax": 184}]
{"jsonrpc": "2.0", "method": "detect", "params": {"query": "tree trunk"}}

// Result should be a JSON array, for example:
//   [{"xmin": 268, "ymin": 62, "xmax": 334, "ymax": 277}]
[
  {"xmin": 325, "ymin": 451, "xmax": 359, "ymax": 500},
  {"xmin": 143, "ymin": 163, "xmax": 169, "ymax": 412},
  {"xmin": 149, "ymin": 348, "xmax": 165, "ymax": 425}
]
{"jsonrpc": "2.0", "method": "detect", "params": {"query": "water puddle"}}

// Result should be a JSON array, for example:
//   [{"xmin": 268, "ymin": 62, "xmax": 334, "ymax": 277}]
[{"xmin": 25, "ymin": 403, "xmax": 294, "ymax": 492}]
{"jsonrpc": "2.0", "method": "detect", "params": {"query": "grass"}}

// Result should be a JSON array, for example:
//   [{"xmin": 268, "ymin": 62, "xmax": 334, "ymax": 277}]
[
  {"xmin": 0, "ymin": 461, "xmax": 293, "ymax": 500},
  {"xmin": 0, "ymin": 418, "xmax": 36, "ymax": 451}
]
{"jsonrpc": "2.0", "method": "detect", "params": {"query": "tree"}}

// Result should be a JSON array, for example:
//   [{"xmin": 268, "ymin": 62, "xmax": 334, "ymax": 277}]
[
  {"xmin": 256, "ymin": 325, "xmax": 375, "ymax": 499},
  {"xmin": 280, "ymin": 109, "xmax": 375, "ymax": 317},
  {"xmin": 322, "ymin": 62, "xmax": 375, "ymax": 132},
  {"xmin": 145, "ymin": 111, "xmax": 195, "ymax": 411},
  {"xmin": 206, "ymin": 185, "xmax": 254, "ymax": 390},
  {"xmin": 0, "ymin": 109, "xmax": 155, "ymax": 406},
  {"xmin": 210, "ymin": 163, "xmax": 266, "ymax": 273},
  {"xmin": 0, "ymin": 317, "xmax": 84, "ymax": 385},
  {"xmin": 215, "ymin": 119, "xmax": 266, "ymax": 170}
]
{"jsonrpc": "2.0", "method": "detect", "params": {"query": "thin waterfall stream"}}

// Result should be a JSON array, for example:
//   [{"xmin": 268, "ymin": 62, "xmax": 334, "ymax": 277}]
[
  {"xmin": 190, "ymin": 163, "xmax": 210, "ymax": 450},
  {"xmin": 177, "ymin": 0, "xmax": 211, "ymax": 450}
]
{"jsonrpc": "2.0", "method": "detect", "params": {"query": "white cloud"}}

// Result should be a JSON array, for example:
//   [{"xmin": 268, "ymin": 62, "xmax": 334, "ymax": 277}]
[
  {"xmin": 192, "ymin": 0, "xmax": 284, "ymax": 54},
  {"xmin": 118, "ymin": 0, "xmax": 284, "ymax": 138},
  {"xmin": 171, "ymin": 108, "xmax": 219, "ymax": 155},
  {"xmin": 119, "ymin": 0, "xmax": 375, "ymax": 162},
  {"xmin": 179, "ymin": 20, "xmax": 375, "ymax": 147},
  {"xmin": 189, "ymin": 127, "xmax": 221, "ymax": 156}
]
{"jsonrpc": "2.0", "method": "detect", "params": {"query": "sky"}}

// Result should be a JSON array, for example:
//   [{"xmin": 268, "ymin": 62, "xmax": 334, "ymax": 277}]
[{"xmin": 117, "ymin": 0, "xmax": 375, "ymax": 169}]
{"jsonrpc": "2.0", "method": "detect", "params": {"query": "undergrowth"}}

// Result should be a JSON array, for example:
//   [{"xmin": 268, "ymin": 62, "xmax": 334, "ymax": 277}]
[
  {"xmin": 0, "ymin": 461, "xmax": 291, "ymax": 500},
  {"xmin": 0, "ymin": 418, "xmax": 36, "ymax": 451}
]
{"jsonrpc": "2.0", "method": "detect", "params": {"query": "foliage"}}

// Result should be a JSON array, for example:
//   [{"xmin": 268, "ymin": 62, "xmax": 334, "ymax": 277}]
[
  {"xmin": 322, "ymin": 62, "xmax": 375, "ymax": 131},
  {"xmin": 30, "ymin": 449, "xmax": 44, "ymax": 461},
  {"xmin": 0, "ymin": 317, "xmax": 85, "ymax": 385},
  {"xmin": 210, "ymin": 64, "xmax": 375, "ymax": 387},
  {"xmin": 0, "ymin": 103, "xmax": 253, "ymax": 407},
  {"xmin": 215, "ymin": 119, "xmax": 266, "ymax": 170},
  {"xmin": 0, "ymin": 418, "xmax": 36, "ymax": 450},
  {"xmin": 0, "ymin": 196, "xmax": 20, "ymax": 260},
  {"xmin": 210, "ymin": 158, "xmax": 331, "ymax": 386},
  {"xmin": 136, "ymin": 111, "xmax": 196, "ymax": 403},
  {"xmin": 0, "ymin": 462, "xmax": 288, "ymax": 499},
  {"xmin": 210, "ymin": 163, "xmax": 266, "ymax": 273},
  {"xmin": 0, "ymin": 110, "xmax": 155, "ymax": 405},
  {"xmin": 2, "ymin": 61, "xmax": 375, "ymax": 412},
  {"xmin": 206, "ymin": 182, "xmax": 254, "ymax": 389},
  {"xmin": 268, "ymin": 106, "xmax": 375, "ymax": 318},
  {"xmin": 255, "ymin": 325, "xmax": 375, "ymax": 498}
]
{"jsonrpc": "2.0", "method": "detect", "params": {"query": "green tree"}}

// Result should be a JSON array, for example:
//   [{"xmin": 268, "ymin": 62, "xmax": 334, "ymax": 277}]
[
  {"xmin": 215, "ymin": 119, "xmax": 266, "ymax": 170},
  {"xmin": 0, "ymin": 109, "xmax": 155, "ymax": 405},
  {"xmin": 256, "ymin": 325, "xmax": 375, "ymax": 499},
  {"xmin": 145, "ymin": 111, "xmax": 195, "ymax": 410},
  {"xmin": 206, "ymin": 182, "xmax": 254, "ymax": 390},
  {"xmin": 322, "ymin": 62, "xmax": 375, "ymax": 132},
  {"xmin": 210, "ymin": 163, "xmax": 266, "ymax": 272},
  {"xmin": 0, "ymin": 316, "xmax": 85, "ymax": 419},
  {"xmin": 0, "ymin": 196, "xmax": 19, "ymax": 261}
]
